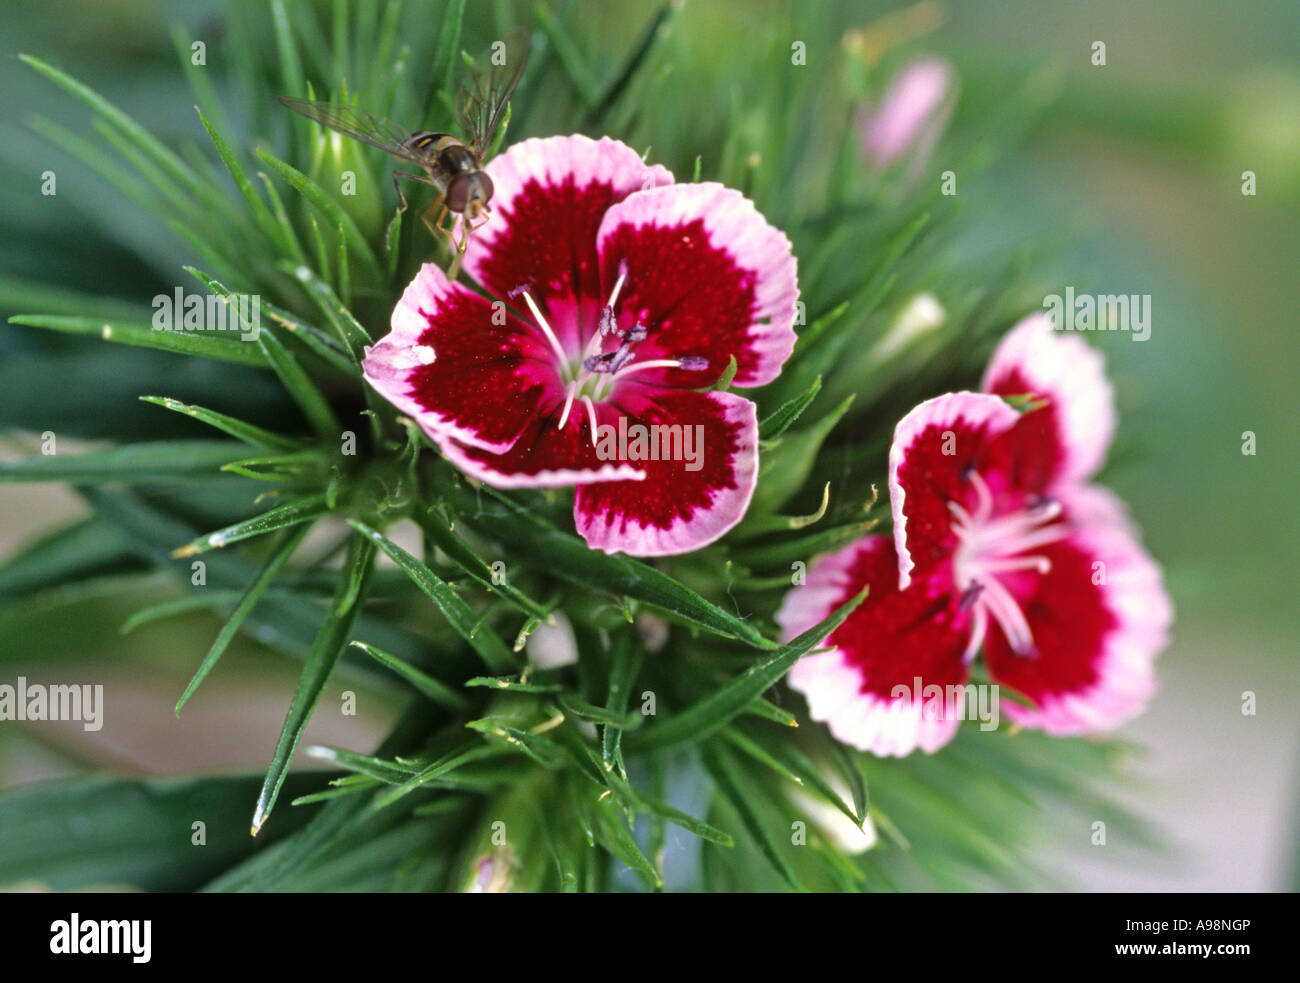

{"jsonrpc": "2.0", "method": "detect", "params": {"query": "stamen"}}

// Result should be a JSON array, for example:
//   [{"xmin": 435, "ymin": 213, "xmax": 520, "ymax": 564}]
[
  {"xmin": 580, "ymin": 396, "xmax": 599, "ymax": 448},
  {"xmin": 958, "ymin": 582, "xmax": 985, "ymax": 611},
  {"xmin": 997, "ymin": 525, "xmax": 1069, "ymax": 555},
  {"xmin": 601, "ymin": 261, "xmax": 629, "ymax": 335},
  {"xmin": 947, "ymin": 500, "xmax": 975, "ymax": 526},
  {"xmin": 980, "ymin": 575, "xmax": 1037, "ymax": 657},
  {"xmin": 961, "ymin": 604, "xmax": 987, "ymax": 663},
  {"xmin": 948, "ymin": 467, "xmax": 1067, "ymax": 662},
  {"xmin": 980, "ymin": 555, "xmax": 1052, "ymax": 575},
  {"xmin": 612, "ymin": 358, "xmax": 701, "ymax": 378},
  {"xmin": 518, "ymin": 290, "xmax": 569, "ymax": 368},
  {"xmin": 967, "ymin": 468, "xmax": 994, "ymax": 524},
  {"xmin": 556, "ymin": 380, "xmax": 578, "ymax": 431}
]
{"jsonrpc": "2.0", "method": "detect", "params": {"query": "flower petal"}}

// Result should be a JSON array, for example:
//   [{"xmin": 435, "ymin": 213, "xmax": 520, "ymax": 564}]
[
  {"xmin": 777, "ymin": 536, "xmax": 970, "ymax": 756},
  {"xmin": 435, "ymin": 396, "xmax": 644, "ymax": 489},
  {"xmin": 462, "ymin": 134, "xmax": 674, "ymax": 353},
  {"xmin": 363, "ymin": 263, "xmax": 557, "ymax": 453},
  {"xmin": 981, "ymin": 313, "xmax": 1116, "ymax": 488},
  {"xmin": 573, "ymin": 390, "xmax": 758, "ymax": 556},
  {"xmin": 983, "ymin": 484, "xmax": 1172, "ymax": 734},
  {"xmin": 888, "ymin": 391, "xmax": 1021, "ymax": 589},
  {"xmin": 595, "ymin": 183, "xmax": 798, "ymax": 388}
]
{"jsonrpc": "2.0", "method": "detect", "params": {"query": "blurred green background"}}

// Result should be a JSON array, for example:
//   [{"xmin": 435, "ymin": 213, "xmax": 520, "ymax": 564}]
[{"xmin": 1, "ymin": 0, "xmax": 1297, "ymax": 890}]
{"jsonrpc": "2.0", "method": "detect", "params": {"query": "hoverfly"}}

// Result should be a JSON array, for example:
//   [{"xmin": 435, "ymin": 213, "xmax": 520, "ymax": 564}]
[{"xmin": 278, "ymin": 30, "xmax": 530, "ymax": 269}]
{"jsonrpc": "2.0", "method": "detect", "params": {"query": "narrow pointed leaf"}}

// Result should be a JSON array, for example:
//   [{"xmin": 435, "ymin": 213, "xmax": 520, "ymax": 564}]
[
  {"xmin": 349, "ymin": 521, "xmax": 518, "ymax": 673},
  {"xmin": 748, "ymin": 396, "xmax": 854, "ymax": 516},
  {"xmin": 252, "ymin": 533, "xmax": 377, "ymax": 835},
  {"xmin": 638, "ymin": 792, "xmax": 734, "ymax": 848},
  {"xmin": 140, "ymin": 397, "xmax": 301, "ymax": 452},
  {"xmin": 625, "ymin": 587, "xmax": 867, "ymax": 754},
  {"xmin": 702, "ymin": 742, "xmax": 804, "ymax": 891},
  {"xmin": 0, "ymin": 441, "xmax": 248, "ymax": 484},
  {"xmin": 256, "ymin": 325, "xmax": 341, "ymax": 439},
  {"xmin": 172, "ymin": 492, "xmax": 330, "ymax": 558},
  {"xmin": 257, "ymin": 149, "xmax": 381, "ymax": 275},
  {"xmin": 759, "ymin": 374, "xmax": 822, "ymax": 440},
  {"xmin": 591, "ymin": 795, "xmax": 662, "ymax": 890},
  {"xmin": 176, "ymin": 524, "xmax": 313, "ymax": 714},
  {"xmin": 352, "ymin": 640, "xmax": 470, "ymax": 712},
  {"xmin": 8, "ymin": 314, "xmax": 267, "ymax": 367},
  {"xmin": 451, "ymin": 484, "xmax": 774, "ymax": 649},
  {"xmin": 414, "ymin": 509, "xmax": 552, "ymax": 621}
]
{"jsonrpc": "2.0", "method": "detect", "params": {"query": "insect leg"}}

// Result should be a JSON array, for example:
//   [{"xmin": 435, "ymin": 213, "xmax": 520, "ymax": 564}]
[{"xmin": 385, "ymin": 170, "xmax": 443, "ymax": 249}]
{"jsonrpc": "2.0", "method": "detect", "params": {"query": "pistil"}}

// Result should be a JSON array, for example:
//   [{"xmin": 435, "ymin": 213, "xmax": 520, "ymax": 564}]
[{"xmin": 948, "ymin": 469, "xmax": 1068, "ymax": 660}]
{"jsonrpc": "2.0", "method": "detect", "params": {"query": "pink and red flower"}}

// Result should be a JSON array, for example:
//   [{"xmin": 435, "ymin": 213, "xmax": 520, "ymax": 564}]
[
  {"xmin": 363, "ymin": 135, "xmax": 798, "ymax": 556},
  {"xmin": 776, "ymin": 315, "xmax": 1172, "ymax": 756}
]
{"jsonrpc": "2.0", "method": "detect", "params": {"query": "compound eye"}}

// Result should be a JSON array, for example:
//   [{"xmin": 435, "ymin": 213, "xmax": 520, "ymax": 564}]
[
  {"xmin": 446, "ymin": 175, "xmax": 472, "ymax": 213},
  {"xmin": 475, "ymin": 173, "xmax": 494, "ymax": 208}
]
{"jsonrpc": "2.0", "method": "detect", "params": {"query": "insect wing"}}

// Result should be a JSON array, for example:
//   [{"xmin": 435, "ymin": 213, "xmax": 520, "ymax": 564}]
[
  {"xmin": 277, "ymin": 96, "xmax": 427, "ymax": 164},
  {"xmin": 457, "ymin": 29, "xmax": 531, "ymax": 158}
]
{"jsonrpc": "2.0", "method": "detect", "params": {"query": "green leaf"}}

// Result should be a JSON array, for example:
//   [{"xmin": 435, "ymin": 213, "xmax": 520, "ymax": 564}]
[
  {"xmin": 729, "ymin": 721, "xmax": 863, "ymax": 826},
  {"xmin": 352, "ymin": 640, "xmax": 470, "ymax": 712},
  {"xmin": 255, "ymin": 324, "xmax": 341, "ymax": 440},
  {"xmin": 602, "ymin": 635, "xmax": 644, "ymax": 766},
  {"xmin": 534, "ymin": 2, "xmax": 600, "ymax": 105},
  {"xmin": 0, "ymin": 775, "xmax": 319, "ymax": 892},
  {"xmin": 349, "ymin": 521, "xmax": 518, "ymax": 673},
  {"xmin": 465, "ymin": 676, "xmax": 562, "ymax": 694},
  {"xmin": 732, "ymin": 481, "xmax": 831, "ymax": 539},
  {"xmin": 638, "ymin": 793, "xmax": 734, "ymax": 848},
  {"xmin": 414, "ymin": 509, "xmax": 553, "ymax": 622},
  {"xmin": 121, "ymin": 592, "xmax": 245, "ymax": 634},
  {"xmin": 270, "ymin": 0, "xmax": 307, "ymax": 98},
  {"xmin": 19, "ymin": 54, "xmax": 221, "ymax": 214},
  {"xmin": 732, "ymin": 519, "xmax": 876, "ymax": 569},
  {"xmin": 7, "ymin": 314, "xmax": 267, "ymax": 367},
  {"xmin": 220, "ymin": 449, "xmax": 327, "ymax": 482},
  {"xmin": 430, "ymin": 0, "xmax": 468, "ymax": 95},
  {"xmin": 175, "ymin": 524, "xmax": 313, "ymax": 714},
  {"xmin": 304, "ymin": 746, "xmax": 415, "ymax": 785},
  {"xmin": 374, "ymin": 745, "xmax": 506, "ymax": 807},
  {"xmin": 556, "ymin": 693, "xmax": 641, "ymax": 729},
  {"xmin": 0, "ymin": 518, "xmax": 135, "ymax": 597},
  {"xmin": 743, "ymin": 697, "xmax": 800, "ymax": 728},
  {"xmin": 747, "ymin": 395, "xmax": 854, "ymax": 516},
  {"xmin": 591, "ymin": 794, "xmax": 662, "ymax": 890},
  {"xmin": 281, "ymin": 262, "xmax": 371, "ymax": 364},
  {"xmin": 702, "ymin": 742, "xmax": 804, "ymax": 891},
  {"xmin": 257, "ymin": 148, "xmax": 381, "ymax": 276},
  {"xmin": 195, "ymin": 105, "xmax": 298, "ymax": 261},
  {"xmin": 206, "ymin": 707, "xmax": 435, "ymax": 891},
  {"xmin": 252, "ymin": 532, "xmax": 377, "ymax": 835},
  {"xmin": 625, "ymin": 587, "xmax": 867, "ymax": 754},
  {"xmin": 139, "ymin": 396, "xmax": 302, "ymax": 452},
  {"xmin": 0, "ymin": 441, "xmax": 249, "ymax": 484},
  {"xmin": 466, "ymin": 718, "xmax": 567, "ymax": 770},
  {"xmin": 761, "ymin": 211, "xmax": 916, "ymax": 408},
  {"xmin": 587, "ymin": 1, "xmax": 681, "ymax": 124},
  {"xmin": 172, "ymin": 492, "xmax": 330, "ymax": 558},
  {"xmin": 759, "ymin": 375, "xmax": 823, "ymax": 440},
  {"xmin": 451, "ymin": 484, "xmax": 774, "ymax": 649}
]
